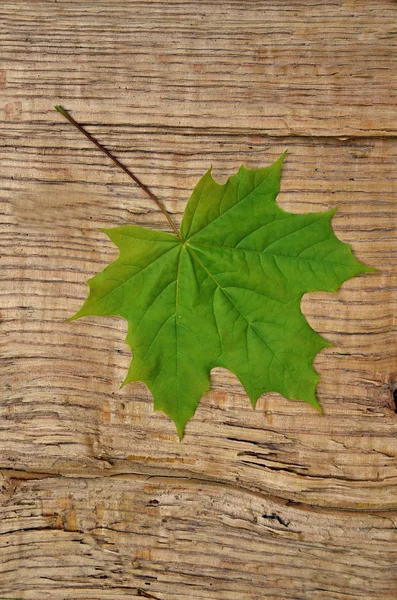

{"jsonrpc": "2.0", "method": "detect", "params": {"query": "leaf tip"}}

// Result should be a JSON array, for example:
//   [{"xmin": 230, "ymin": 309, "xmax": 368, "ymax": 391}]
[
  {"xmin": 120, "ymin": 376, "xmax": 129, "ymax": 389},
  {"xmin": 66, "ymin": 313, "xmax": 79, "ymax": 322},
  {"xmin": 328, "ymin": 205, "xmax": 339, "ymax": 217},
  {"xmin": 272, "ymin": 151, "xmax": 287, "ymax": 179},
  {"xmin": 174, "ymin": 417, "xmax": 187, "ymax": 440},
  {"xmin": 67, "ymin": 304, "xmax": 92, "ymax": 321},
  {"xmin": 362, "ymin": 264, "xmax": 379, "ymax": 274},
  {"xmin": 248, "ymin": 393, "xmax": 260, "ymax": 409},
  {"xmin": 313, "ymin": 401, "xmax": 324, "ymax": 414},
  {"xmin": 273, "ymin": 150, "xmax": 288, "ymax": 170},
  {"xmin": 304, "ymin": 393, "xmax": 323, "ymax": 412},
  {"xmin": 98, "ymin": 227, "xmax": 112, "ymax": 238}
]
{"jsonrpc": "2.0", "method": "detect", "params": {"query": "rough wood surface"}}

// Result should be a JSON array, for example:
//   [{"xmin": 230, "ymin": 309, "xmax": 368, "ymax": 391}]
[{"xmin": 1, "ymin": 1, "xmax": 397, "ymax": 599}]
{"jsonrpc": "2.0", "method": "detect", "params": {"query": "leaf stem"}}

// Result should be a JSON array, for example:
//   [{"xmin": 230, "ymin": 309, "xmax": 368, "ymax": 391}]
[{"xmin": 54, "ymin": 105, "xmax": 180, "ymax": 237}]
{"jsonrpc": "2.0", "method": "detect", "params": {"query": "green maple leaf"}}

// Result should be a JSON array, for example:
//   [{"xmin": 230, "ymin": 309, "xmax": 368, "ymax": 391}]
[{"xmin": 70, "ymin": 153, "xmax": 375, "ymax": 438}]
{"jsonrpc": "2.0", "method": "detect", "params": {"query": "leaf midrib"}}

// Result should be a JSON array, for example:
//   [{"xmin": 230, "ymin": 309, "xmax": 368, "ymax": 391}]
[
  {"xmin": 175, "ymin": 244, "xmax": 184, "ymax": 431},
  {"xmin": 188, "ymin": 240, "xmax": 353, "ymax": 267}
]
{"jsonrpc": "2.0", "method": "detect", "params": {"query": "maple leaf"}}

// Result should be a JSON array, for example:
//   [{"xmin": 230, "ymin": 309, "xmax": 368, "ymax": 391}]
[{"xmin": 70, "ymin": 153, "xmax": 374, "ymax": 438}]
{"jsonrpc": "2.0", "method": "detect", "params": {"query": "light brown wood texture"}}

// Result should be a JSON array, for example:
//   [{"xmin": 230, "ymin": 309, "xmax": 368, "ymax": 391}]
[{"xmin": 1, "ymin": 1, "xmax": 397, "ymax": 599}]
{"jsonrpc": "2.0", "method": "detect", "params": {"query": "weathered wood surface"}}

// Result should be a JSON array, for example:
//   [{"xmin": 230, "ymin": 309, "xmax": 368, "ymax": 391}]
[{"xmin": 1, "ymin": 1, "xmax": 397, "ymax": 598}]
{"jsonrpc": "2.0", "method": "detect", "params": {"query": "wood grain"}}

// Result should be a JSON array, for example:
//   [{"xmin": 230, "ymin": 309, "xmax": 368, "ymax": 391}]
[{"xmin": 1, "ymin": 1, "xmax": 397, "ymax": 599}]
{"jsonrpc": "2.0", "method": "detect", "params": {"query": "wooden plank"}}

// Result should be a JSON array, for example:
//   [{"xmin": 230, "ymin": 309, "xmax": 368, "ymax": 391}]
[
  {"xmin": 1, "ymin": 1, "xmax": 397, "ymax": 599},
  {"xmin": 1, "ymin": 1, "xmax": 397, "ymax": 136},
  {"xmin": 1, "ymin": 475, "xmax": 397, "ymax": 599}
]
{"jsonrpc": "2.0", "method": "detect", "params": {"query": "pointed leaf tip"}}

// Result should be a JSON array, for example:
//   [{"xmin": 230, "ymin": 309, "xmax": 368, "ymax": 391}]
[{"xmin": 279, "ymin": 149, "xmax": 288, "ymax": 162}]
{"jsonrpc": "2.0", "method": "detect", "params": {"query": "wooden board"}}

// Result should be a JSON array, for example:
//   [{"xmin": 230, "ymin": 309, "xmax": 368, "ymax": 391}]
[{"xmin": 1, "ymin": 1, "xmax": 397, "ymax": 599}]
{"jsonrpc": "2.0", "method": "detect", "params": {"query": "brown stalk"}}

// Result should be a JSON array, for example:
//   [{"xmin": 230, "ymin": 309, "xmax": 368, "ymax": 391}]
[{"xmin": 54, "ymin": 105, "xmax": 180, "ymax": 237}]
